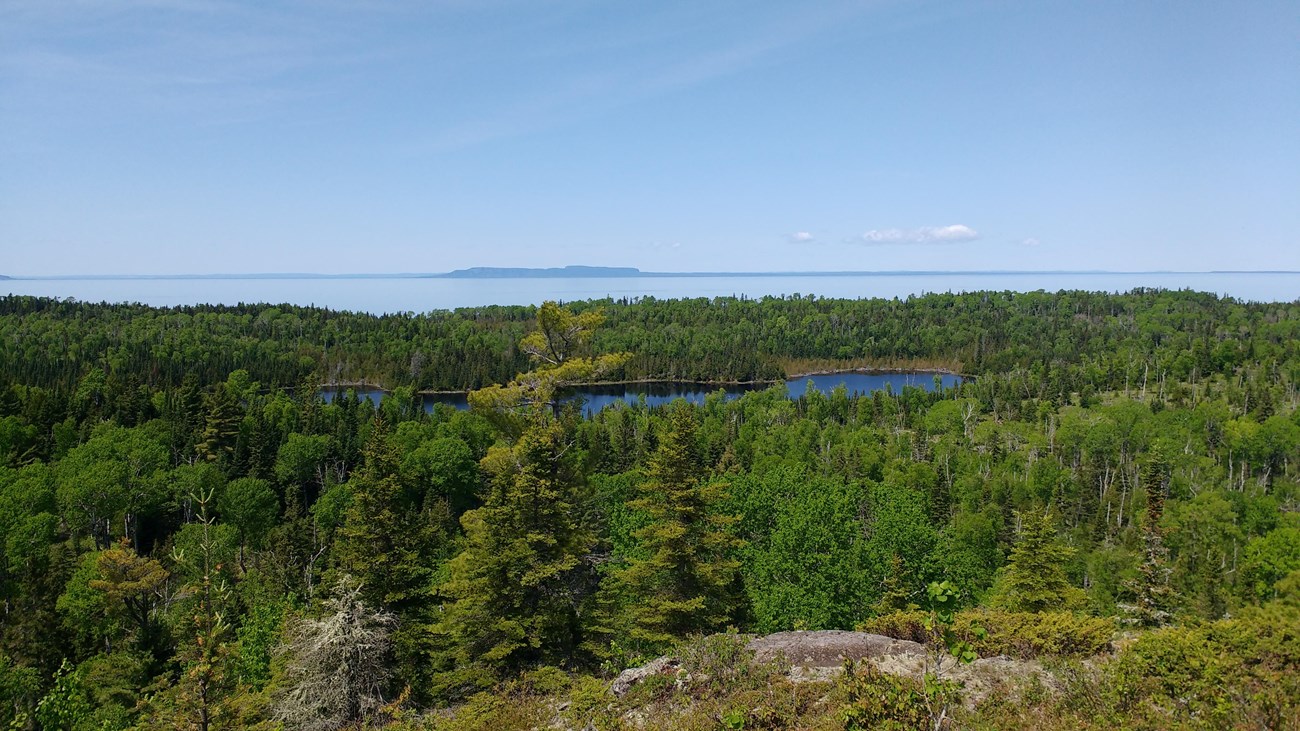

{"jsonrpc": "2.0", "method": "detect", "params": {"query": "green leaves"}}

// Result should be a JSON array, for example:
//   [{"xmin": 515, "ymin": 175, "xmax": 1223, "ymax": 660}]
[{"xmin": 923, "ymin": 581, "xmax": 983, "ymax": 666}]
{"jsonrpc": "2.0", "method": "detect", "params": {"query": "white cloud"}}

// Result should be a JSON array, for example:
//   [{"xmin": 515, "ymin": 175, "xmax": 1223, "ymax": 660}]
[
  {"xmin": 789, "ymin": 231, "xmax": 814, "ymax": 243},
  {"xmin": 1021, "ymin": 237, "xmax": 1040, "ymax": 247},
  {"xmin": 859, "ymin": 224, "xmax": 979, "ymax": 245}
]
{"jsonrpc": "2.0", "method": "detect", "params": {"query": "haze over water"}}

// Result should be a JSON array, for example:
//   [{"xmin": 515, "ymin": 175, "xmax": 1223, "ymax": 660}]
[{"xmin": 4, "ymin": 272, "xmax": 1298, "ymax": 313}]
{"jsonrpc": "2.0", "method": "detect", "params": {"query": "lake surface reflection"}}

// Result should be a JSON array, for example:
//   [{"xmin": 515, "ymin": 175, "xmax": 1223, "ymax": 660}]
[{"xmin": 322, "ymin": 371, "xmax": 963, "ymax": 416}]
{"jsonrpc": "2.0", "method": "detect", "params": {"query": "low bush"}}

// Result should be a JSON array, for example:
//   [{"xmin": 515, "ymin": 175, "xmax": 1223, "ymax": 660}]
[
  {"xmin": 1106, "ymin": 602, "xmax": 1300, "ymax": 729},
  {"xmin": 837, "ymin": 660, "xmax": 934, "ymax": 731},
  {"xmin": 859, "ymin": 610, "xmax": 1114, "ymax": 658}
]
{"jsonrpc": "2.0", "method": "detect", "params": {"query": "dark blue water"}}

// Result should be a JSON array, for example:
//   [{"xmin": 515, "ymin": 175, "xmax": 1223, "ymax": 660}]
[{"xmin": 322, "ymin": 371, "xmax": 961, "ymax": 416}]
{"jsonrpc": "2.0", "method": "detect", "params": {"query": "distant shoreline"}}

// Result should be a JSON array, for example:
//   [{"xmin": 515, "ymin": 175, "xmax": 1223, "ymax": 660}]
[
  {"xmin": 7, "ymin": 269, "xmax": 1300, "ymax": 280},
  {"xmin": 319, "ymin": 367, "xmax": 968, "ymax": 398}
]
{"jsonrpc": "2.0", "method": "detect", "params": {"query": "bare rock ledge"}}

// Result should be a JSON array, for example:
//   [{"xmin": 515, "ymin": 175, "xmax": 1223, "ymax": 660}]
[{"xmin": 611, "ymin": 630, "xmax": 1046, "ymax": 704}]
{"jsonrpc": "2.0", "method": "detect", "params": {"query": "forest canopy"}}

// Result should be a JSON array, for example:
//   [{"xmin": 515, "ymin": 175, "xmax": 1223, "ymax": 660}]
[{"xmin": 0, "ymin": 290, "xmax": 1297, "ymax": 730}]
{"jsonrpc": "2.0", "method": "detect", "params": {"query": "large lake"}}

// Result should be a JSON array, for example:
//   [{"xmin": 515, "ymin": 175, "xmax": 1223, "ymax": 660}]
[
  {"xmin": 4, "ymin": 272, "xmax": 1298, "ymax": 312},
  {"xmin": 324, "ymin": 371, "xmax": 963, "ymax": 416}
]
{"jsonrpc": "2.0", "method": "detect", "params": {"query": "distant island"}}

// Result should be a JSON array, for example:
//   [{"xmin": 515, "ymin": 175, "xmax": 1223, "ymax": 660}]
[{"xmin": 435, "ymin": 265, "xmax": 642, "ymax": 278}]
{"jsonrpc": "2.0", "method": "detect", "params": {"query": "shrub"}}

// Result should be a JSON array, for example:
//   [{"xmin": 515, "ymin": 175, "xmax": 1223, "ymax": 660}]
[
  {"xmin": 838, "ymin": 661, "xmax": 933, "ymax": 731},
  {"xmin": 677, "ymin": 632, "xmax": 779, "ymax": 697},
  {"xmin": 858, "ymin": 610, "xmax": 930, "ymax": 644},
  {"xmin": 860, "ymin": 610, "xmax": 1114, "ymax": 659},
  {"xmin": 967, "ymin": 611, "xmax": 1114, "ymax": 658},
  {"xmin": 1106, "ymin": 604, "xmax": 1300, "ymax": 729}
]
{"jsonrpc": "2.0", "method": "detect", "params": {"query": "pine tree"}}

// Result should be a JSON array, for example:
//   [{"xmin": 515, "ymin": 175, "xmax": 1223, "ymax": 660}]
[
  {"xmin": 90, "ymin": 541, "xmax": 169, "ymax": 653},
  {"xmin": 615, "ymin": 402, "xmax": 739, "ymax": 650},
  {"xmin": 989, "ymin": 509, "xmax": 1085, "ymax": 613}
]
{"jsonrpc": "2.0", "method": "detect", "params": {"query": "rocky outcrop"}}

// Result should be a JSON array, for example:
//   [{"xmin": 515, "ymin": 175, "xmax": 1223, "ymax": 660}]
[
  {"xmin": 748, "ymin": 630, "xmax": 925, "ymax": 667},
  {"xmin": 610, "ymin": 656, "xmax": 681, "ymax": 697},
  {"xmin": 611, "ymin": 630, "xmax": 924, "ymax": 696},
  {"xmin": 611, "ymin": 630, "xmax": 1050, "ymax": 704}
]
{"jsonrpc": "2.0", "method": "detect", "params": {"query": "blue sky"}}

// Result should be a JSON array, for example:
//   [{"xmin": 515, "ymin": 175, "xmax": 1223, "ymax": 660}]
[{"xmin": 1, "ymin": 0, "xmax": 1297, "ymax": 275}]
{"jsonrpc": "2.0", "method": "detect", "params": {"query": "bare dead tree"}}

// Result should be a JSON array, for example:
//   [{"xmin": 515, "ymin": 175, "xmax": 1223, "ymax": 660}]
[{"xmin": 271, "ymin": 576, "xmax": 397, "ymax": 731}]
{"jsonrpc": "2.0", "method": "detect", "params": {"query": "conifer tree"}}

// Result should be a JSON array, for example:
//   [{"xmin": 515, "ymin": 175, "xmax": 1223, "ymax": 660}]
[
  {"xmin": 333, "ymin": 417, "xmax": 429, "ymax": 610},
  {"xmin": 433, "ymin": 301, "xmax": 621, "ymax": 691},
  {"xmin": 333, "ymin": 417, "xmax": 441, "ymax": 697},
  {"xmin": 1126, "ymin": 456, "xmax": 1175, "ymax": 626},
  {"xmin": 141, "ymin": 488, "xmax": 232, "ymax": 730},
  {"xmin": 434, "ymin": 420, "xmax": 597, "ymax": 689},
  {"xmin": 615, "ymin": 402, "xmax": 739, "ymax": 649},
  {"xmin": 196, "ymin": 383, "xmax": 241, "ymax": 464},
  {"xmin": 874, "ymin": 554, "xmax": 917, "ymax": 614},
  {"xmin": 90, "ymin": 541, "xmax": 169, "ymax": 653},
  {"xmin": 989, "ymin": 509, "xmax": 1085, "ymax": 613},
  {"xmin": 272, "ymin": 577, "xmax": 396, "ymax": 731}
]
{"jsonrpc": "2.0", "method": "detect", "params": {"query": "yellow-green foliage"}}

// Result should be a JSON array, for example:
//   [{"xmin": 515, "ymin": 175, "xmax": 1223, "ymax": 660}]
[
  {"xmin": 956, "ymin": 598, "xmax": 1300, "ymax": 730},
  {"xmin": 857, "ymin": 610, "xmax": 931, "ymax": 643},
  {"xmin": 859, "ymin": 609, "xmax": 1114, "ymax": 658},
  {"xmin": 417, "ymin": 639, "xmax": 841, "ymax": 731},
  {"xmin": 421, "ymin": 667, "xmax": 573, "ymax": 731},
  {"xmin": 838, "ymin": 661, "xmax": 932, "ymax": 731},
  {"xmin": 1106, "ymin": 603, "xmax": 1300, "ymax": 729}
]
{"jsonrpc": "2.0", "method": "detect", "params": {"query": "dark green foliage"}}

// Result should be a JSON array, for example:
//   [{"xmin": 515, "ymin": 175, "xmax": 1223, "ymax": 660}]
[
  {"xmin": 0, "ymin": 652, "xmax": 40, "ymax": 728},
  {"xmin": 613, "ymin": 403, "xmax": 740, "ymax": 649},
  {"xmin": 0, "ymin": 292, "xmax": 1296, "ymax": 726},
  {"xmin": 1126, "ymin": 457, "xmax": 1175, "ymax": 626},
  {"xmin": 333, "ymin": 418, "xmax": 431, "ymax": 609},
  {"xmin": 434, "ymin": 421, "xmax": 598, "ymax": 691}
]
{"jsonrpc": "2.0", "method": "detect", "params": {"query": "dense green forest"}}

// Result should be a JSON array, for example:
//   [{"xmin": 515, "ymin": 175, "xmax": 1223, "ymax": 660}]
[{"xmin": 0, "ymin": 291, "xmax": 1298, "ymax": 730}]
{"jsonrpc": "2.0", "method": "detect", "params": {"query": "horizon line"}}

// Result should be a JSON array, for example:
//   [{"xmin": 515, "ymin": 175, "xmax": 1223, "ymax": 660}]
[{"xmin": 6, "ymin": 269, "xmax": 1300, "ymax": 280}]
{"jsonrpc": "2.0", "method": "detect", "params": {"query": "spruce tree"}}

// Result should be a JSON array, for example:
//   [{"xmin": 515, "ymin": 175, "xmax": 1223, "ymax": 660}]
[
  {"xmin": 333, "ymin": 417, "xmax": 443, "ymax": 698},
  {"xmin": 989, "ymin": 509, "xmax": 1085, "ymax": 612},
  {"xmin": 615, "ymin": 402, "xmax": 739, "ymax": 649},
  {"xmin": 1127, "ymin": 456, "xmax": 1175, "ymax": 626},
  {"xmin": 196, "ymin": 383, "xmax": 241, "ymax": 465},
  {"xmin": 434, "ymin": 420, "xmax": 597, "ymax": 689},
  {"xmin": 333, "ymin": 417, "xmax": 429, "ymax": 610}
]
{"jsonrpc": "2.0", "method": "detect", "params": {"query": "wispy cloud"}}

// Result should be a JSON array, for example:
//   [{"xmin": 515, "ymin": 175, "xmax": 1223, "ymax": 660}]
[
  {"xmin": 416, "ymin": 1, "xmax": 875, "ymax": 152},
  {"xmin": 789, "ymin": 231, "xmax": 815, "ymax": 243},
  {"xmin": 1021, "ymin": 237, "xmax": 1041, "ymax": 247},
  {"xmin": 858, "ymin": 224, "xmax": 979, "ymax": 245}
]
